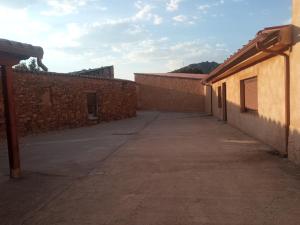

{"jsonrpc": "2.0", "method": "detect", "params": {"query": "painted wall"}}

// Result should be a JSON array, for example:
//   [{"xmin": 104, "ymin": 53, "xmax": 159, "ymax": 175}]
[
  {"xmin": 289, "ymin": 0, "xmax": 300, "ymax": 164},
  {"xmin": 0, "ymin": 71, "xmax": 137, "ymax": 139},
  {"xmin": 204, "ymin": 85, "xmax": 212, "ymax": 115},
  {"xmin": 212, "ymin": 55, "xmax": 287, "ymax": 153},
  {"xmin": 135, "ymin": 74, "xmax": 205, "ymax": 112}
]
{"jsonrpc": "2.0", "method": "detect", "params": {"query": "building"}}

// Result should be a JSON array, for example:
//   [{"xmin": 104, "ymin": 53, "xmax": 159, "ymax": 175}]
[
  {"xmin": 203, "ymin": 0, "xmax": 300, "ymax": 165},
  {"xmin": 70, "ymin": 65, "xmax": 114, "ymax": 79},
  {"xmin": 135, "ymin": 73, "xmax": 208, "ymax": 112}
]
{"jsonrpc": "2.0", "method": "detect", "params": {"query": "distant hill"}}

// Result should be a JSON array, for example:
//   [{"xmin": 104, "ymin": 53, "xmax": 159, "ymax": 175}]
[{"xmin": 171, "ymin": 61, "xmax": 220, "ymax": 74}]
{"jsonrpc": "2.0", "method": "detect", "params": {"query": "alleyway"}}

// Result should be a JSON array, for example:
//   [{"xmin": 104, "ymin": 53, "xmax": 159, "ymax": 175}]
[{"xmin": 1, "ymin": 111, "xmax": 300, "ymax": 225}]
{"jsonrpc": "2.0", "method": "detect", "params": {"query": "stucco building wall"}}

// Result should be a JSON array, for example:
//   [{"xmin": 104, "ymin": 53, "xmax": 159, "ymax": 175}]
[
  {"xmin": 0, "ymin": 71, "xmax": 137, "ymax": 139},
  {"xmin": 204, "ymin": 85, "xmax": 212, "ymax": 115},
  {"xmin": 211, "ymin": 55, "xmax": 287, "ymax": 153},
  {"xmin": 289, "ymin": 0, "xmax": 300, "ymax": 164},
  {"xmin": 135, "ymin": 74, "xmax": 205, "ymax": 112}
]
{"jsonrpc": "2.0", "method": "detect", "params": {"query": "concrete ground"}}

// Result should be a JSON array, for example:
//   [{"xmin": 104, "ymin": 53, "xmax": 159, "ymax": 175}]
[{"xmin": 0, "ymin": 111, "xmax": 300, "ymax": 225}]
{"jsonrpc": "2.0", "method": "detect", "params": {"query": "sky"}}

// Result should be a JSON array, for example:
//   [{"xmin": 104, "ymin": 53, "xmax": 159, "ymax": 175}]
[{"xmin": 0, "ymin": 0, "xmax": 291, "ymax": 80}]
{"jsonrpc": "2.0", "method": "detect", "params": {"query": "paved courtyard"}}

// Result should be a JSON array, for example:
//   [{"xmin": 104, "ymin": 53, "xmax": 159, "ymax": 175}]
[{"xmin": 0, "ymin": 111, "xmax": 300, "ymax": 225}]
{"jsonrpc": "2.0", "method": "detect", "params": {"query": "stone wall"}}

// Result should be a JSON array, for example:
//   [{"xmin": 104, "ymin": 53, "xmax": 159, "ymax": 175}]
[
  {"xmin": 135, "ymin": 74, "xmax": 205, "ymax": 112},
  {"xmin": 0, "ymin": 70, "xmax": 136, "ymax": 139}
]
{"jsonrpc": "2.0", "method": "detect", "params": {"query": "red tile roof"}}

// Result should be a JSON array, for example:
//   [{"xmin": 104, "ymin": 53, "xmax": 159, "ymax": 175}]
[{"xmin": 135, "ymin": 73, "xmax": 208, "ymax": 80}]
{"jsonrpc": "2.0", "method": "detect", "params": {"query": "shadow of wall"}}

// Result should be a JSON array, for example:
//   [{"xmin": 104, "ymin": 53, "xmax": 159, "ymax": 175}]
[
  {"xmin": 211, "ymin": 86, "xmax": 300, "ymax": 165},
  {"xmin": 209, "ymin": 53, "xmax": 291, "ymax": 155},
  {"xmin": 136, "ymin": 76, "xmax": 205, "ymax": 113},
  {"xmin": 137, "ymin": 83, "xmax": 205, "ymax": 112}
]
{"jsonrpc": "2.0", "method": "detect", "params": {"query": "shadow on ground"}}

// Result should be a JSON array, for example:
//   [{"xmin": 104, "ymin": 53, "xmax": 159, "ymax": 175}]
[{"xmin": 1, "ymin": 111, "xmax": 300, "ymax": 225}]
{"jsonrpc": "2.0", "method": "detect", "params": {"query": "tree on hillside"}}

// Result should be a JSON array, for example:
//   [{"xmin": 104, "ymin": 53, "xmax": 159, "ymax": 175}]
[
  {"xmin": 173, "ymin": 67, "xmax": 204, "ymax": 74},
  {"xmin": 14, "ymin": 58, "xmax": 42, "ymax": 72},
  {"xmin": 171, "ymin": 61, "xmax": 220, "ymax": 74}
]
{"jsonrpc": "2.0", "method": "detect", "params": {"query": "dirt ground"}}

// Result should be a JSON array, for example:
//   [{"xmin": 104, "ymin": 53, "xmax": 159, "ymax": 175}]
[{"xmin": 1, "ymin": 111, "xmax": 300, "ymax": 225}]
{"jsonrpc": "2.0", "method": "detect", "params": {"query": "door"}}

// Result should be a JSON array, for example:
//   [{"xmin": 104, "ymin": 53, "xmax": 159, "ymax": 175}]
[
  {"xmin": 87, "ymin": 92, "xmax": 98, "ymax": 119},
  {"xmin": 222, "ymin": 83, "xmax": 227, "ymax": 122}
]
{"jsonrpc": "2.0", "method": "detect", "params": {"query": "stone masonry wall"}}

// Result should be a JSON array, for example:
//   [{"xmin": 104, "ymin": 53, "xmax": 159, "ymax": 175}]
[{"xmin": 0, "ymin": 71, "xmax": 137, "ymax": 139}]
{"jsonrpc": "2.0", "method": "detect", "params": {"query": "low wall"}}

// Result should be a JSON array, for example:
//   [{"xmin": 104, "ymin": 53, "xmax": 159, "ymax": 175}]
[
  {"xmin": 0, "ymin": 71, "xmax": 137, "ymax": 139},
  {"xmin": 135, "ymin": 74, "xmax": 205, "ymax": 112}
]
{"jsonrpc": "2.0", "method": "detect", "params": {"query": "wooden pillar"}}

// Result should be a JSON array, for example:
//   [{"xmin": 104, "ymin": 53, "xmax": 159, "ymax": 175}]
[
  {"xmin": 222, "ymin": 83, "xmax": 227, "ymax": 122},
  {"xmin": 1, "ymin": 65, "xmax": 21, "ymax": 178}
]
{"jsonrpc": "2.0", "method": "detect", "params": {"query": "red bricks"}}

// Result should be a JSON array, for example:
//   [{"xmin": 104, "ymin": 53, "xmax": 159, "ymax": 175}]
[{"xmin": 0, "ymin": 71, "xmax": 137, "ymax": 140}]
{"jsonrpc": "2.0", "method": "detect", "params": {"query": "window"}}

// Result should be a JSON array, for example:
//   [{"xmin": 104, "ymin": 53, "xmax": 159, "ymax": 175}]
[
  {"xmin": 218, "ymin": 86, "xmax": 222, "ymax": 108},
  {"xmin": 87, "ymin": 92, "xmax": 98, "ymax": 119},
  {"xmin": 240, "ymin": 77, "xmax": 258, "ymax": 112}
]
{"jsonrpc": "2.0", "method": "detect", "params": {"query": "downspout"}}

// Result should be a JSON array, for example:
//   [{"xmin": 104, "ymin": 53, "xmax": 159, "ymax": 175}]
[{"xmin": 256, "ymin": 43, "xmax": 290, "ymax": 156}]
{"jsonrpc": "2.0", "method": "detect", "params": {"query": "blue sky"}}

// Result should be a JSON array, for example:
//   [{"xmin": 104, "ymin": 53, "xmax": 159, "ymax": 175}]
[{"xmin": 0, "ymin": 0, "xmax": 291, "ymax": 80}]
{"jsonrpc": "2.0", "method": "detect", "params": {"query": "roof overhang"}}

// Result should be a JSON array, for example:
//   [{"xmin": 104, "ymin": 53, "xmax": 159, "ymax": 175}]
[
  {"xmin": 0, "ymin": 38, "xmax": 46, "ymax": 70},
  {"xmin": 204, "ymin": 25, "xmax": 293, "ymax": 84}
]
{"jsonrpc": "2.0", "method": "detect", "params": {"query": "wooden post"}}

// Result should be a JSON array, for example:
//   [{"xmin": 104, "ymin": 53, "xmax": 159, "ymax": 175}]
[
  {"xmin": 1, "ymin": 65, "xmax": 21, "ymax": 178},
  {"xmin": 222, "ymin": 83, "xmax": 227, "ymax": 122}
]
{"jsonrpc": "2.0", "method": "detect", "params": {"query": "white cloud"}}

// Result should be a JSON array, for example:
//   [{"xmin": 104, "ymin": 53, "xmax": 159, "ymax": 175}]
[
  {"xmin": 0, "ymin": 1, "xmax": 229, "ymax": 80},
  {"xmin": 198, "ymin": 4, "xmax": 211, "ymax": 13},
  {"xmin": 105, "ymin": 38, "xmax": 228, "ymax": 72},
  {"xmin": 126, "ymin": 24, "xmax": 144, "ymax": 35},
  {"xmin": 153, "ymin": 15, "xmax": 163, "ymax": 25},
  {"xmin": 133, "ymin": 4, "xmax": 153, "ymax": 20},
  {"xmin": 173, "ymin": 15, "xmax": 187, "ymax": 22},
  {"xmin": 46, "ymin": 23, "xmax": 88, "ymax": 48},
  {"xmin": 0, "ymin": 6, "xmax": 50, "ymax": 43},
  {"xmin": 92, "ymin": 2, "xmax": 163, "ymax": 26},
  {"xmin": 172, "ymin": 15, "xmax": 197, "ymax": 24},
  {"xmin": 166, "ymin": 0, "xmax": 182, "ymax": 12},
  {"xmin": 41, "ymin": 0, "xmax": 90, "ymax": 16},
  {"xmin": 198, "ymin": 0, "xmax": 225, "ymax": 14}
]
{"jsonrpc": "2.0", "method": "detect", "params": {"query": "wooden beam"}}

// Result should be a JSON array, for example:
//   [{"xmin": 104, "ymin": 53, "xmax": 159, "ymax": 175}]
[
  {"xmin": 222, "ymin": 83, "xmax": 227, "ymax": 122},
  {"xmin": 1, "ymin": 65, "xmax": 21, "ymax": 178},
  {"xmin": 240, "ymin": 80, "xmax": 246, "ymax": 113}
]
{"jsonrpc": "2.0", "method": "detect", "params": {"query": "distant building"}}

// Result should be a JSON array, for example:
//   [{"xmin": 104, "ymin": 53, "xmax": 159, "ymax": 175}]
[
  {"xmin": 70, "ymin": 65, "xmax": 114, "ymax": 79},
  {"xmin": 134, "ymin": 73, "xmax": 208, "ymax": 112}
]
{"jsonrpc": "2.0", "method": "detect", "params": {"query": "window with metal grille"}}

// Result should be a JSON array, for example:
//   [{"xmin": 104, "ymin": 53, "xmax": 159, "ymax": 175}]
[
  {"xmin": 240, "ymin": 77, "xmax": 258, "ymax": 112},
  {"xmin": 87, "ymin": 92, "xmax": 97, "ymax": 118}
]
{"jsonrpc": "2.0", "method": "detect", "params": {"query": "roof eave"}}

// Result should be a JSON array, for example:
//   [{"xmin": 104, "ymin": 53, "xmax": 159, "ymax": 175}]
[
  {"xmin": 0, "ymin": 38, "xmax": 44, "ymax": 61},
  {"xmin": 204, "ymin": 24, "xmax": 293, "ymax": 84}
]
